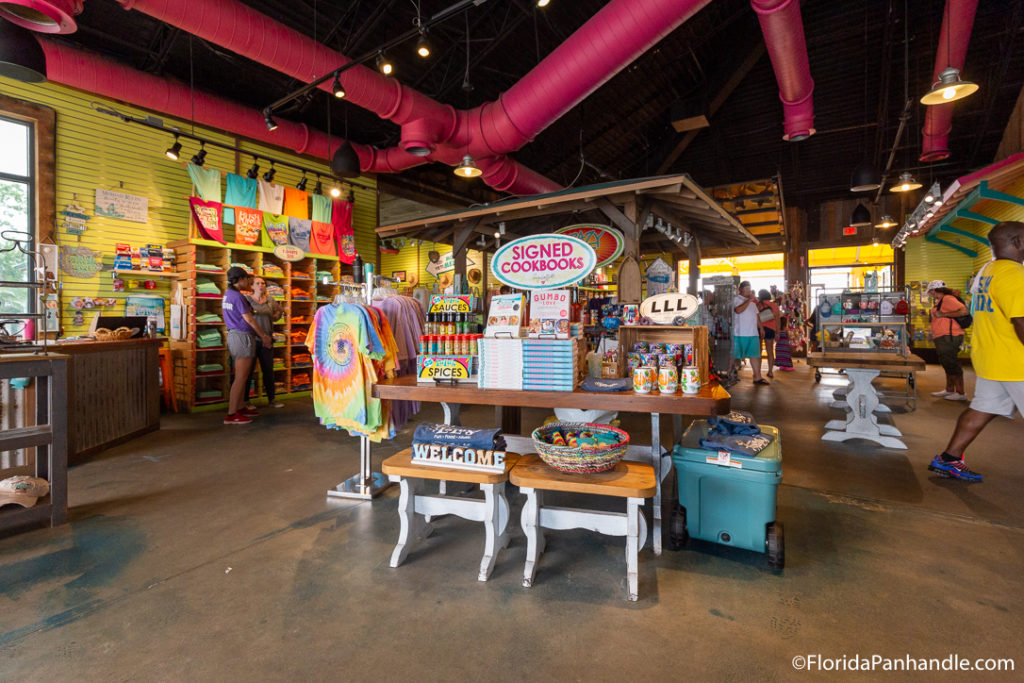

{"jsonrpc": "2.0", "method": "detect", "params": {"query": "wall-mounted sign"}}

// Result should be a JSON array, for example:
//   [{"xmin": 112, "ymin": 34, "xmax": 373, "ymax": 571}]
[
  {"xmin": 491, "ymin": 234, "xmax": 597, "ymax": 290},
  {"xmin": 416, "ymin": 355, "xmax": 475, "ymax": 382},
  {"xmin": 555, "ymin": 224, "xmax": 623, "ymax": 268},
  {"xmin": 58, "ymin": 246, "xmax": 102, "ymax": 278},
  {"xmin": 645, "ymin": 257, "xmax": 675, "ymax": 296},
  {"xmin": 842, "ymin": 225, "xmax": 858, "ymax": 236},
  {"xmin": 274, "ymin": 244, "xmax": 304, "ymax": 262},
  {"xmin": 639, "ymin": 292, "xmax": 701, "ymax": 325},
  {"xmin": 95, "ymin": 188, "xmax": 149, "ymax": 223},
  {"xmin": 411, "ymin": 442, "xmax": 506, "ymax": 473},
  {"xmin": 429, "ymin": 295, "xmax": 472, "ymax": 314},
  {"xmin": 425, "ymin": 251, "xmax": 477, "ymax": 279}
]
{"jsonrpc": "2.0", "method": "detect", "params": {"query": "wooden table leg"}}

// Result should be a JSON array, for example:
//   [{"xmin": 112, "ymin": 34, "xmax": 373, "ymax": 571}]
[
  {"xmin": 479, "ymin": 481, "xmax": 511, "ymax": 582},
  {"xmin": 389, "ymin": 476, "xmax": 432, "ymax": 568},
  {"xmin": 498, "ymin": 405, "xmax": 522, "ymax": 435},
  {"xmin": 520, "ymin": 487, "xmax": 545, "ymax": 588}
]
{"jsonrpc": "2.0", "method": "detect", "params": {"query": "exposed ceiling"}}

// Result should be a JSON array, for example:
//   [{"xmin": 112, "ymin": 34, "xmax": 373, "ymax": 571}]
[{"xmin": 41, "ymin": 0, "xmax": 1024, "ymax": 218}]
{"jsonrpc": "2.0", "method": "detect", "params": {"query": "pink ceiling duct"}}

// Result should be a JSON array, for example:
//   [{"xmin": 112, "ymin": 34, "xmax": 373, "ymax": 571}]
[
  {"xmin": 0, "ymin": 0, "xmax": 82, "ymax": 33},
  {"xmin": 751, "ymin": 0, "xmax": 815, "ymax": 141},
  {"xmin": 920, "ymin": 0, "xmax": 979, "ymax": 163},
  {"xmin": 35, "ymin": 37, "xmax": 419, "ymax": 174}
]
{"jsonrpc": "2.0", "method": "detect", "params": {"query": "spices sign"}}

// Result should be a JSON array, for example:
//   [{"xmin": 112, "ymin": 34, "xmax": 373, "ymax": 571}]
[
  {"xmin": 639, "ymin": 292, "xmax": 700, "ymax": 325},
  {"xmin": 417, "ymin": 356, "xmax": 474, "ymax": 382},
  {"xmin": 429, "ymin": 295, "xmax": 472, "ymax": 314},
  {"xmin": 273, "ymin": 244, "xmax": 304, "ymax": 262},
  {"xmin": 555, "ymin": 224, "xmax": 623, "ymax": 268},
  {"xmin": 491, "ymin": 234, "xmax": 596, "ymax": 290}
]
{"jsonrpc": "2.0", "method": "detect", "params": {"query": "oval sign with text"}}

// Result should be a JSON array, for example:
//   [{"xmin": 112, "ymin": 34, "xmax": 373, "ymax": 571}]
[
  {"xmin": 639, "ymin": 292, "xmax": 701, "ymax": 325},
  {"xmin": 274, "ymin": 244, "xmax": 305, "ymax": 262},
  {"xmin": 555, "ymin": 224, "xmax": 624, "ymax": 268},
  {"xmin": 491, "ymin": 234, "xmax": 597, "ymax": 290}
]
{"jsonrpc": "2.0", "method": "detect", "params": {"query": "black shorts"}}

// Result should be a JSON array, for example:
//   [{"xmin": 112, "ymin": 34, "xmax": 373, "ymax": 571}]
[{"xmin": 762, "ymin": 327, "xmax": 776, "ymax": 341}]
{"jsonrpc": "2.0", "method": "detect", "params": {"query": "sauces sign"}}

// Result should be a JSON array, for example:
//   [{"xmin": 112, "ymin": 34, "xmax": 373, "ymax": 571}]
[{"xmin": 491, "ymin": 234, "xmax": 596, "ymax": 290}]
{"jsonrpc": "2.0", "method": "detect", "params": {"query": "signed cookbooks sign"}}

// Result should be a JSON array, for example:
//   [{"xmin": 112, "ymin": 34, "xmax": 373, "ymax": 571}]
[
  {"xmin": 491, "ymin": 234, "xmax": 596, "ymax": 290},
  {"xmin": 555, "ymin": 224, "xmax": 623, "ymax": 268}
]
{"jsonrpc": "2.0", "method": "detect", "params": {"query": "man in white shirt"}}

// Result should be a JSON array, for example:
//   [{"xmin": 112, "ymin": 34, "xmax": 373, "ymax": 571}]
[{"xmin": 733, "ymin": 280, "xmax": 768, "ymax": 384}]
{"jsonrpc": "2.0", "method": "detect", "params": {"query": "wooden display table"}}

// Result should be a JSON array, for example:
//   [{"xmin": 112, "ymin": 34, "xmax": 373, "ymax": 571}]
[
  {"xmin": 381, "ymin": 449, "xmax": 521, "ymax": 582},
  {"xmin": 510, "ymin": 454, "xmax": 657, "ymax": 601},
  {"xmin": 806, "ymin": 352, "xmax": 927, "ymax": 449},
  {"xmin": 374, "ymin": 376, "xmax": 730, "ymax": 555}
]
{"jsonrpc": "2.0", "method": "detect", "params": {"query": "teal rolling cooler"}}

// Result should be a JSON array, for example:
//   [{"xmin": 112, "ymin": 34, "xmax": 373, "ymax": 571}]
[{"xmin": 670, "ymin": 419, "xmax": 784, "ymax": 569}]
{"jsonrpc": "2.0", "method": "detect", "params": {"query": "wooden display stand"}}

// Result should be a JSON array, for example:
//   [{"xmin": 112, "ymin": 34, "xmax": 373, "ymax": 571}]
[
  {"xmin": 169, "ymin": 238, "xmax": 342, "ymax": 411},
  {"xmin": 616, "ymin": 325, "xmax": 710, "ymax": 384}
]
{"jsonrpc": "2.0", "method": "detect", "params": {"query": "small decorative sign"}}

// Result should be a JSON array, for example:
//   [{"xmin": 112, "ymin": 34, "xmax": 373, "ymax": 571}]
[
  {"xmin": 95, "ymin": 188, "xmax": 149, "ymax": 223},
  {"xmin": 416, "ymin": 355, "xmax": 475, "ymax": 382},
  {"xmin": 555, "ymin": 224, "xmax": 623, "ymax": 268},
  {"xmin": 529, "ymin": 289, "xmax": 570, "ymax": 338},
  {"xmin": 61, "ymin": 203, "xmax": 90, "ymax": 236},
  {"xmin": 645, "ymin": 257, "xmax": 675, "ymax": 296},
  {"xmin": 411, "ymin": 442, "xmax": 507, "ymax": 473},
  {"xmin": 491, "ymin": 234, "xmax": 597, "ymax": 290},
  {"xmin": 428, "ymin": 295, "xmax": 472, "ymax": 314},
  {"xmin": 274, "ymin": 244, "xmax": 304, "ymax": 262},
  {"xmin": 484, "ymin": 293, "xmax": 523, "ymax": 337},
  {"xmin": 59, "ymin": 246, "xmax": 102, "ymax": 278},
  {"xmin": 639, "ymin": 292, "xmax": 701, "ymax": 325}
]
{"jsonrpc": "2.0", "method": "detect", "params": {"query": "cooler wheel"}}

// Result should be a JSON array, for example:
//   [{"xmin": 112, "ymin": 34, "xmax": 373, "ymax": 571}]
[
  {"xmin": 766, "ymin": 522, "xmax": 784, "ymax": 570},
  {"xmin": 814, "ymin": 370, "xmax": 821, "ymax": 383},
  {"xmin": 667, "ymin": 505, "xmax": 689, "ymax": 550}
]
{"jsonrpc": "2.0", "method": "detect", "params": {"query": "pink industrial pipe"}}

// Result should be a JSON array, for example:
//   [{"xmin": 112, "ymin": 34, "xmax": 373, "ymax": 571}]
[
  {"xmin": 920, "ymin": 0, "xmax": 979, "ymax": 162},
  {"xmin": 751, "ymin": 0, "xmax": 815, "ymax": 141},
  {"xmin": 36, "ymin": 38, "xmax": 423, "ymax": 174},
  {"xmin": 0, "ymin": 0, "xmax": 81, "ymax": 33}
]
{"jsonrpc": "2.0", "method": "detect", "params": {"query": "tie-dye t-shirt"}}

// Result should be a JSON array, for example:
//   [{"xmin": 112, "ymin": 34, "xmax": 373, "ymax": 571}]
[{"xmin": 307, "ymin": 303, "xmax": 385, "ymax": 438}]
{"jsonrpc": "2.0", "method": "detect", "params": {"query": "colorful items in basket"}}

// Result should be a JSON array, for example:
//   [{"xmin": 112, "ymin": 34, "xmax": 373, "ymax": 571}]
[
  {"xmin": 531, "ymin": 422, "xmax": 630, "ymax": 473},
  {"xmin": 699, "ymin": 410, "xmax": 774, "ymax": 456},
  {"xmin": 261, "ymin": 263, "xmax": 284, "ymax": 277}
]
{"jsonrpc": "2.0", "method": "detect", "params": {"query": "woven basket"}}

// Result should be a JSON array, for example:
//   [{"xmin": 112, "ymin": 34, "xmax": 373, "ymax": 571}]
[{"xmin": 531, "ymin": 422, "xmax": 630, "ymax": 474}]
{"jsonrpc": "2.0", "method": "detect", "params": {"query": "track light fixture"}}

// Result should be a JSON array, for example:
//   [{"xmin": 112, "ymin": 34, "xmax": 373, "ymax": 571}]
[
  {"xmin": 330, "ymin": 184, "xmax": 342, "ymax": 198},
  {"xmin": 875, "ymin": 215, "xmax": 897, "ymax": 229},
  {"xmin": 416, "ymin": 32, "xmax": 431, "ymax": 58},
  {"xmin": 164, "ymin": 136, "xmax": 182, "ymax": 161},
  {"xmin": 332, "ymin": 74, "xmax": 345, "ymax": 99},
  {"xmin": 376, "ymin": 52, "xmax": 393, "ymax": 76},
  {"xmin": 262, "ymin": 163, "xmax": 276, "ymax": 183},
  {"xmin": 190, "ymin": 144, "xmax": 207, "ymax": 167},
  {"xmin": 537, "ymin": 0, "xmax": 550, "ymax": 6},
  {"xmin": 264, "ymin": 109, "xmax": 278, "ymax": 131},
  {"xmin": 454, "ymin": 154, "xmax": 482, "ymax": 178},
  {"xmin": 296, "ymin": 175, "xmax": 308, "ymax": 191},
  {"xmin": 313, "ymin": 176, "xmax": 324, "ymax": 196},
  {"xmin": 890, "ymin": 171, "xmax": 922, "ymax": 193},
  {"xmin": 246, "ymin": 158, "xmax": 260, "ymax": 180}
]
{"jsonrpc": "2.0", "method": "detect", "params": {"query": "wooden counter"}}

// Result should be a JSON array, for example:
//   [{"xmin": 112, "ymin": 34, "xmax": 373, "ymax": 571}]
[
  {"xmin": 806, "ymin": 351, "xmax": 927, "ymax": 373},
  {"xmin": 51, "ymin": 337, "xmax": 162, "ymax": 463}
]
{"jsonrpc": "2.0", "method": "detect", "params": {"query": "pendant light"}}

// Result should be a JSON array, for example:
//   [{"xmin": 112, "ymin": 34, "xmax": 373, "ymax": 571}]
[
  {"xmin": 921, "ymin": 3, "xmax": 979, "ymax": 105},
  {"xmin": 331, "ymin": 74, "xmax": 345, "ymax": 99},
  {"xmin": 851, "ymin": 203, "xmax": 872, "ymax": 227},
  {"xmin": 0, "ymin": 21, "xmax": 47, "ymax": 83},
  {"xmin": 376, "ymin": 52, "xmax": 393, "ymax": 76},
  {"xmin": 890, "ymin": 171, "xmax": 922, "ymax": 193},
  {"xmin": 331, "ymin": 105, "xmax": 360, "ymax": 178},
  {"xmin": 455, "ymin": 154, "xmax": 482, "ymax": 178},
  {"xmin": 875, "ymin": 215, "xmax": 897, "ymax": 229},
  {"xmin": 851, "ymin": 161, "xmax": 881, "ymax": 192}
]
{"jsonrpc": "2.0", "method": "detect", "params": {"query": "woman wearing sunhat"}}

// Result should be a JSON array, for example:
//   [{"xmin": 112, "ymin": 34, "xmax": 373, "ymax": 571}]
[
  {"xmin": 224, "ymin": 266, "xmax": 273, "ymax": 424},
  {"xmin": 927, "ymin": 279, "xmax": 970, "ymax": 401}
]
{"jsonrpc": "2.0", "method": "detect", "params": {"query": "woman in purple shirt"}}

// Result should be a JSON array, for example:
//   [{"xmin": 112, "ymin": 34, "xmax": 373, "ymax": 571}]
[{"xmin": 223, "ymin": 267, "xmax": 272, "ymax": 425}]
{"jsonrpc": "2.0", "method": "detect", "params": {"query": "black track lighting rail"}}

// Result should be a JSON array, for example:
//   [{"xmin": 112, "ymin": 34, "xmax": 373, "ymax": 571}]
[
  {"xmin": 261, "ymin": 0, "xmax": 488, "ymax": 120},
  {"xmin": 92, "ymin": 103, "xmax": 373, "ymax": 190}
]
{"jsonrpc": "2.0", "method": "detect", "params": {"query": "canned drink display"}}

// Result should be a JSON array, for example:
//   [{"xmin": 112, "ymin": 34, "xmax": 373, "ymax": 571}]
[
  {"xmin": 651, "ymin": 343, "xmax": 668, "ymax": 354},
  {"xmin": 681, "ymin": 365, "xmax": 701, "ymax": 394},
  {"xmin": 658, "ymin": 365, "xmax": 678, "ymax": 394},
  {"xmin": 640, "ymin": 352, "xmax": 659, "ymax": 367},
  {"xmin": 684, "ymin": 344, "xmax": 694, "ymax": 365},
  {"xmin": 665, "ymin": 343, "xmax": 683, "ymax": 354},
  {"xmin": 633, "ymin": 341, "xmax": 649, "ymax": 353},
  {"xmin": 633, "ymin": 365, "xmax": 656, "ymax": 394},
  {"xmin": 658, "ymin": 353, "xmax": 677, "ymax": 368}
]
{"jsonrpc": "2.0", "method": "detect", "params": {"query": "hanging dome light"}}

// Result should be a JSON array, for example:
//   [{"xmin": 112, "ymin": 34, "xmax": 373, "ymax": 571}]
[
  {"xmin": 454, "ymin": 154, "xmax": 482, "ymax": 178},
  {"xmin": 331, "ymin": 140, "xmax": 361, "ymax": 178},
  {"xmin": 889, "ymin": 171, "xmax": 922, "ymax": 193},
  {"xmin": 850, "ymin": 161, "xmax": 881, "ymax": 192},
  {"xmin": 851, "ymin": 203, "xmax": 872, "ymax": 227},
  {"xmin": 921, "ymin": 66, "xmax": 979, "ymax": 106},
  {"xmin": 875, "ymin": 215, "xmax": 897, "ymax": 229}
]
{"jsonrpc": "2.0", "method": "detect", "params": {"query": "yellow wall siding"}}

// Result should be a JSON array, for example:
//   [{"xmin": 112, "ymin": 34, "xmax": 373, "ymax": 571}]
[
  {"xmin": 1, "ymin": 75, "xmax": 377, "ymax": 335},
  {"xmin": 905, "ymin": 233, "xmax": 980, "ymax": 351}
]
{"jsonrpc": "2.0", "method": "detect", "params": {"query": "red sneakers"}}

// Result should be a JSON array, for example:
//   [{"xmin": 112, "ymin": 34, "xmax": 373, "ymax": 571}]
[
  {"xmin": 223, "ymin": 412, "xmax": 253, "ymax": 425},
  {"xmin": 240, "ymin": 407, "xmax": 260, "ymax": 418}
]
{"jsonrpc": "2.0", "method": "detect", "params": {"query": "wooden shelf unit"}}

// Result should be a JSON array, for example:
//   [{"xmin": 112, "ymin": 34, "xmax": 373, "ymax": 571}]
[
  {"xmin": 616, "ymin": 325, "xmax": 711, "ymax": 385},
  {"xmin": 169, "ymin": 239, "xmax": 342, "ymax": 411}
]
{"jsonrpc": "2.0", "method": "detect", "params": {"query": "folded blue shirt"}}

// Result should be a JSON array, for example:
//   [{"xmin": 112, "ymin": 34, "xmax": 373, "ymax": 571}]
[
  {"xmin": 708, "ymin": 410, "xmax": 762, "ymax": 436},
  {"xmin": 580, "ymin": 376, "xmax": 633, "ymax": 392},
  {"xmin": 413, "ymin": 423, "xmax": 506, "ymax": 450}
]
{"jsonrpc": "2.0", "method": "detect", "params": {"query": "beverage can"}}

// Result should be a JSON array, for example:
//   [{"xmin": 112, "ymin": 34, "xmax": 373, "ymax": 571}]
[
  {"xmin": 633, "ymin": 342, "xmax": 649, "ymax": 353},
  {"xmin": 658, "ymin": 365, "xmax": 678, "ymax": 394},
  {"xmin": 681, "ymin": 365, "xmax": 701, "ymax": 394},
  {"xmin": 658, "ymin": 353, "xmax": 677, "ymax": 368},
  {"xmin": 684, "ymin": 344, "xmax": 694, "ymax": 366},
  {"xmin": 633, "ymin": 365, "xmax": 655, "ymax": 394},
  {"xmin": 640, "ymin": 352, "xmax": 659, "ymax": 367}
]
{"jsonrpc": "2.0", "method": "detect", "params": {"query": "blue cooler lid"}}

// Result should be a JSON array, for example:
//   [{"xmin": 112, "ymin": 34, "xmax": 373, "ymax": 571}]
[{"xmin": 675, "ymin": 419, "xmax": 782, "ymax": 473}]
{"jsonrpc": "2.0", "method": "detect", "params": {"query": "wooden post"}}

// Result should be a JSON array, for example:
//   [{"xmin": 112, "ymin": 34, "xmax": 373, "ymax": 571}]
[
  {"xmin": 688, "ymin": 236, "xmax": 701, "ymax": 295},
  {"xmin": 452, "ymin": 222, "xmax": 477, "ymax": 290}
]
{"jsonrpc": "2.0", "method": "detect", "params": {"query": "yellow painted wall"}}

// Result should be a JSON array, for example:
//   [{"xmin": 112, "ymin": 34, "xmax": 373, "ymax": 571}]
[
  {"xmin": 0, "ymin": 75, "xmax": 377, "ymax": 335},
  {"xmin": 905, "ymin": 232, "xmax": 980, "ymax": 351}
]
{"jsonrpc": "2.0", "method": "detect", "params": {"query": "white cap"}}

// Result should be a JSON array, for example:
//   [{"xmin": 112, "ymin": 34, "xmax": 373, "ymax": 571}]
[
  {"xmin": 0, "ymin": 476, "xmax": 49, "ymax": 508},
  {"xmin": 926, "ymin": 280, "xmax": 946, "ymax": 292}
]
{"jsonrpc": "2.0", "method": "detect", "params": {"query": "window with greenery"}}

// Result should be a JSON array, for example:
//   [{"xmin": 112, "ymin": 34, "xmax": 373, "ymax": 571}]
[{"xmin": 0, "ymin": 116, "xmax": 34, "ymax": 315}]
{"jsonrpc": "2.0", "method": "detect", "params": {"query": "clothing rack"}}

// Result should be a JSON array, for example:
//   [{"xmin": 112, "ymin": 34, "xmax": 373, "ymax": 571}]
[{"xmin": 325, "ymin": 277, "xmax": 393, "ymax": 501}]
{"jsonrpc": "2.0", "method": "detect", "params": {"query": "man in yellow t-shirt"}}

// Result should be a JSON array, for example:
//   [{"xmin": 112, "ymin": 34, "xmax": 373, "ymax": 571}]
[{"xmin": 930, "ymin": 222, "xmax": 1024, "ymax": 482}]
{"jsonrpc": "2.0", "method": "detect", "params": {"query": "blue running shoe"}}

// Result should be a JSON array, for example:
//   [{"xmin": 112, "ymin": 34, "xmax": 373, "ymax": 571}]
[{"xmin": 929, "ymin": 455, "xmax": 983, "ymax": 482}]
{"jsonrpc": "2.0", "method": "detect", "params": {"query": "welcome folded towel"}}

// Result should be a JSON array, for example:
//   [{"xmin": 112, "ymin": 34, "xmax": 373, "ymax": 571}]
[{"xmin": 413, "ymin": 423, "xmax": 506, "ymax": 451}]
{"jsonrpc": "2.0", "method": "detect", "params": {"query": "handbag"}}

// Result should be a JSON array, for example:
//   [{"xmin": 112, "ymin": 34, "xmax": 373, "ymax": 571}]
[{"xmin": 758, "ymin": 306, "xmax": 775, "ymax": 323}]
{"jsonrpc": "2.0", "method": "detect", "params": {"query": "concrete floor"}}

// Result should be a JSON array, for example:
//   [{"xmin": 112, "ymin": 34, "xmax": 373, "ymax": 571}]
[{"xmin": 2, "ymin": 360, "xmax": 1023, "ymax": 681}]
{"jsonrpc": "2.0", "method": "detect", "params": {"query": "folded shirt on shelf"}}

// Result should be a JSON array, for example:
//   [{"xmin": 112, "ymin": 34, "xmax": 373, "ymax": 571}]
[
  {"xmin": 267, "ymin": 284, "xmax": 285, "ymax": 299},
  {"xmin": 229, "ymin": 262, "xmax": 253, "ymax": 274},
  {"xmin": 292, "ymin": 353, "xmax": 312, "ymax": 365},
  {"xmin": 412, "ymin": 423, "xmax": 506, "ymax": 451},
  {"xmin": 196, "ymin": 329, "xmax": 223, "ymax": 348},
  {"xmin": 195, "ymin": 263, "xmax": 222, "ymax": 272},
  {"xmin": 195, "ymin": 278, "xmax": 221, "ymax": 295},
  {"xmin": 315, "ymin": 270, "xmax": 332, "ymax": 282},
  {"xmin": 196, "ymin": 312, "xmax": 222, "ymax": 323},
  {"xmin": 197, "ymin": 363, "xmax": 224, "ymax": 373},
  {"xmin": 272, "ymin": 332, "xmax": 286, "ymax": 345},
  {"xmin": 262, "ymin": 264, "xmax": 284, "ymax": 277},
  {"xmin": 196, "ymin": 390, "xmax": 223, "ymax": 400}
]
